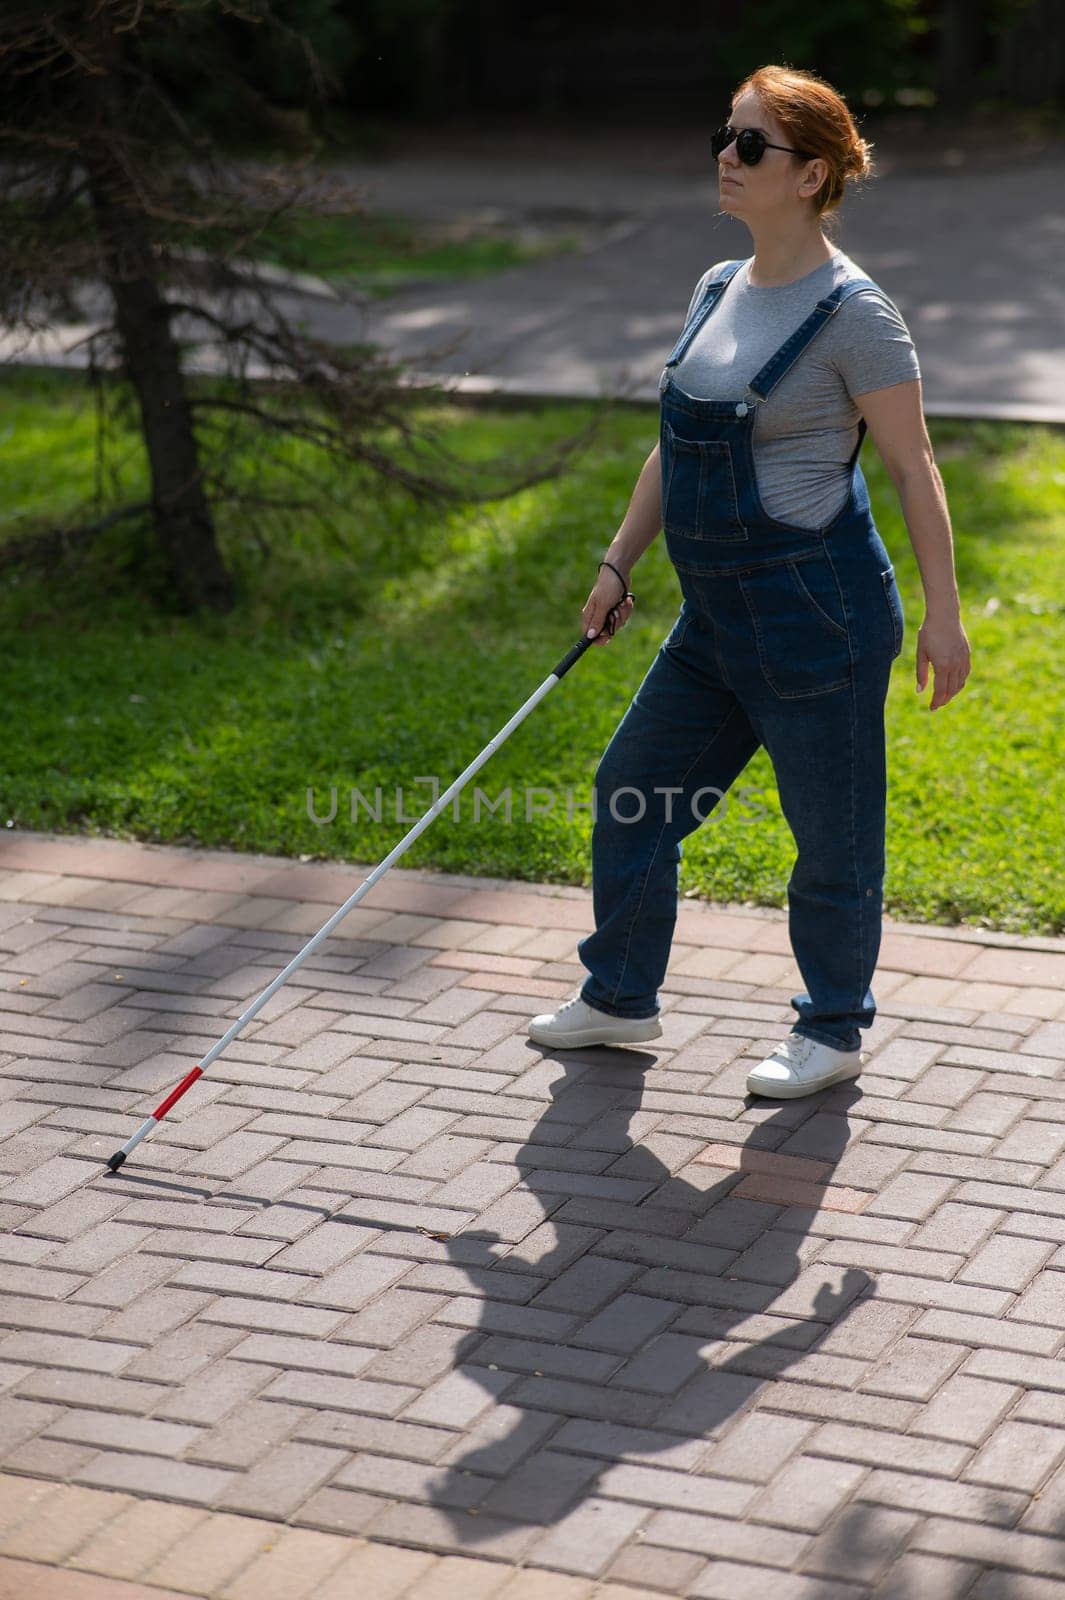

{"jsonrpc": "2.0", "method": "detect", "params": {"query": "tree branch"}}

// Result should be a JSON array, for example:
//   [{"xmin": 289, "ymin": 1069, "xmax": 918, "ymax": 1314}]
[{"xmin": 0, "ymin": 498, "xmax": 152, "ymax": 573}]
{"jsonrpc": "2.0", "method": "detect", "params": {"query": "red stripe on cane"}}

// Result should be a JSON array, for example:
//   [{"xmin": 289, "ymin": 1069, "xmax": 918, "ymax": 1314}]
[{"xmin": 152, "ymin": 1066, "xmax": 203, "ymax": 1122}]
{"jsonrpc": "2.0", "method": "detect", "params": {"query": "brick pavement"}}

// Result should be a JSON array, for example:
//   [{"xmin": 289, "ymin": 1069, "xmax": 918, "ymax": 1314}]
[{"xmin": 3, "ymin": 828, "xmax": 1065, "ymax": 1598}]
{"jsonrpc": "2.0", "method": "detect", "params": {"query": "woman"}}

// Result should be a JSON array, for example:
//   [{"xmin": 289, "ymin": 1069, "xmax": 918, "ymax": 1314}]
[{"xmin": 528, "ymin": 64, "xmax": 971, "ymax": 1099}]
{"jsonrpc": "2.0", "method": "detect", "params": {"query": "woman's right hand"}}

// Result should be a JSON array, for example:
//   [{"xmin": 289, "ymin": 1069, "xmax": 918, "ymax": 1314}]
[{"xmin": 582, "ymin": 567, "xmax": 634, "ymax": 647}]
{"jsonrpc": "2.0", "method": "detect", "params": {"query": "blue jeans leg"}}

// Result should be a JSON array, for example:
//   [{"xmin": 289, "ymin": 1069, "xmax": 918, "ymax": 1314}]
[
  {"xmin": 577, "ymin": 611, "xmax": 761, "ymax": 1019},
  {"xmin": 753, "ymin": 663, "xmax": 890, "ymax": 1053}
]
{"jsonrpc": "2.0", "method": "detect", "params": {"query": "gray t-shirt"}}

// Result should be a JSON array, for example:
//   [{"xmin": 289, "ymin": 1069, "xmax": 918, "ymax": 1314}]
[{"xmin": 672, "ymin": 248, "xmax": 920, "ymax": 530}]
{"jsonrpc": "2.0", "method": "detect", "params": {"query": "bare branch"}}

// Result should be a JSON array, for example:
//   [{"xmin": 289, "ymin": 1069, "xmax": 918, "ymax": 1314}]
[{"xmin": 0, "ymin": 498, "xmax": 152, "ymax": 574}]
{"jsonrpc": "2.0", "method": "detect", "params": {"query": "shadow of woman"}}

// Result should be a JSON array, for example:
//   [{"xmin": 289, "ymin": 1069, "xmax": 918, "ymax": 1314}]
[{"xmin": 421, "ymin": 1037, "xmax": 873, "ymax": 1557}]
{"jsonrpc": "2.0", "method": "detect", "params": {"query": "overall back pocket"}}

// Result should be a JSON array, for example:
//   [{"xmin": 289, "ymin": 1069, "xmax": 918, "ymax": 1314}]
[{"xmin": 881, "ymin": 566, "xmax": 905, "ymax": 659}]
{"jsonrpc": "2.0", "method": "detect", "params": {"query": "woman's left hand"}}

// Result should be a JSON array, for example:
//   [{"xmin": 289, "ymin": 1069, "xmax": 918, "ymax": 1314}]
[{"xmin": 916, "ymin": 611, "xmax": 971, "ymax": 711}]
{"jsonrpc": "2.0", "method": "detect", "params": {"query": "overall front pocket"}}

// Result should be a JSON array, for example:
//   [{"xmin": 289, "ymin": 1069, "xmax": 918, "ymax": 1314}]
[
  {"xmin": 738, "ymin": 553, "xmax": 853, "ymax": 700},
  {"xmin": 661, "ymin": 420, "xmax": 748, "ymax": 543}
]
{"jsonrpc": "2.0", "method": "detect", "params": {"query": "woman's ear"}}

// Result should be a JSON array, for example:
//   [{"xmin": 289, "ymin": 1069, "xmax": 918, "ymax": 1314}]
[{"xmin": 798, "ymin": 158, "xmax": 828, "ymax": 200}]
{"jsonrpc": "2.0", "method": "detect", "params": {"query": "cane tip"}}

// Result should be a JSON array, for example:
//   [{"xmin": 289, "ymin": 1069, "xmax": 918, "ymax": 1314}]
[{"xmin": 106, "ymin": 1151, "xmax": 127, "ymax": 1174}]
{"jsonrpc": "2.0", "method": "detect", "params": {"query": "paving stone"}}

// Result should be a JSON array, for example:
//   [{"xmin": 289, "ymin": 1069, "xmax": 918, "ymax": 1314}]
[
  {"xmin": 637, "ymin": 1507, "xmax": 809, "ymax": 1566},
  {"xmin": 4, "ymin": 1293, "xmax": 89, "ymax": 1360},
  {"xmin": 123, "ymin": 1321, "xmax": 244, "ymax": 1384},
  {"xmin": 139, "ymin": 1228, "xmax": 281, "ymax": 1265},
  {"xmin": 528, "ymin": 1256, "xmax": 640, "ymax": 1316},
  {"xmin": 361, "ymin": 1552, "xmax": 502, "ymax": 1599},
  {"xmin": 0, "ymin": 1474, "xmax": 65, "ymax": 1544},
  {"xmin": 496, "ymin": 1573, "xmax": 595, "ymax": 1600},
  {"xmin": 753, "ymin": 1382, "xmax": 920, "ymax": 1431},
  {"xmin": 1010, "ymin": 1270, "xmax": 1065, "ymax": 1325},
  {"xmin": 0, "ymin": 1261, "xmax": 87, "ymax": 1301},
  {"xmin": 42, "ymin": 1411, "xmax": 202, "ymax": 1457},
  {"xmin": 400, "ymin": 1362, "xmax": 518, "ymax": 1427},
  {"xmin": 12, "ymin": 840, "xmax": 1065, "ymax": 1600},
  {"xmin": 337, "ymin": 1452, "xmax": 491, "ymax": 1510},
  {"xmin": 68, "ymin": 1497, "xmax": 207, "ymax": 1581},
  {"xmin": 265, "ymin": 1222, "xmax": 372, "ymax": 1273},
  {"xmin": 73, "ymin": 1453, "xmax": 236, "ymax": 1505},
  {"xmin": 177, "ymin": 1130, "xmax": 290, "ymax": 1179},
  {"xmin": 1, "ymin": 1333, "xmax": 141, "ymax": 1374},
  {"xmin": 911, "ymin": 1371, "xmax": 1024, "ymax": 1444},
  {"xmin": 365, "ymin": 1323, "xmax": 484, "ymax": 1386},
  {"xmin": 802, "ymin": 1500, "xmax": 919, "ymax": 1585},
  {"xmin": 907, "ymin": 1200, "xmax": 1005, "ymax": 1254},
  {"xmin": 0, "ymin": 1482, "xmax": 128, "ymax": 1563},
  {"xmin": 336, "ymin": 1286, "xmax": 447, "ymax": 1349},
  {"xmin": 70, "ymin": 1253, "xmax": 176, "ymax": 1309},
  {"xmin": 431, "ymin": 1296, "xmax": 574, "ymax": 1344},
  {"xmin": 0, "ymin": 1156, "xmax": 95, "ymax": 1206},
  {"xmin": 141, "ymin": 1510, "xmax": 273, "ymax": 1591},
  {"xmin": 433, "ymin": 1401, "xmax": 561, "ymax": 1474},
  {"xmin": 749, "ymin": 1453, "xmax": 869, "ymax": 1531},
  {"xmin": 475, "ymin": 1335, "xmax": 617, "ymax": 1385},
  {"xmin": 217, "ymin": 1441, "xmax": 348, "ymax": 1518},
  {"xmin": 957, "ymin": 1233, "xmax": 1055, "ymax": 1291},
  {"xmin": 606, "ymin": 1543, "xmax": 706, "ymax": 1594},
  {"xmin": 197, "ymin": 1296, "xmax": 348, "ymax": 1338},
  {"xmin": 600, "ymin": 1458, "xmax": 756, "ymax": 1517},
  {"xmin": 97, "ymin": 1287, "xmax": 212, "ymax": 1346},
  {"xmin": 169, "ymin": 1260, "xmax": 312, "ymax": 1303},
  {"xmin": 10, "ymin": 1539, "xmax": 180, "ymax": 1600},
  {"xmin": 872, "ymin": 1552, "xmax": 984, "ymax": 1599},
  {"xmin": 295, "ymin": 1253, "xmax": 413, "ymax": 1312},
  {"xmin": 862, "ymin": 1271, "xmax": 1012, "ymax": 1316},
  {"xmin": 963, "ymin": 1419, "xmax": 1065, "ymax": 1493},
  {"xmin": 697, "ymin": 1410, "xmax": 817, "ymax": 1484},
  {"xmin": 368, "ymin": 1498, "xmax": 542, "ymax": 1561},
  {"xmin": 42, "ymin": 1221, "xmax": 153, "ymax": 1275},
  {"xmin": 214, "ymin": 1523, "xmax": 348, "ymax": 1600},
  {"xmin": 262, "ymin": 1369, "xmax": 420, "ymax": 1417},
  {"xmin": 568, "ymin": 1292, "xmax": 679, "ymax": 1355},
  {"xmin": 111, "ymin": 1199, "xmax": 259, "ymax": 1233},
  {"xmin": 912, "ymin": 1306, "xmax": 1061, "ymax": 1356},
  {"xmin": 859, "ymin": 1335, "xmax": 968, "ymax": 1401},
  {"xmin": 858, "ymin": 1467, "xmax": 1027, "ymax": 1522},
  {"xmin": 314, "ymin": 1539, "xmax": 438, "ymax": 1600}
]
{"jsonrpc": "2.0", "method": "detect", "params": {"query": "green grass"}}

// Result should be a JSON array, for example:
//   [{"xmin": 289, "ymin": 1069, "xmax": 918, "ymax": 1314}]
[
  {"xmin": 232, "ymin": 208, "xmax": 581, "ymax": 296},
  {"xmin": 2, "ymin": 198, "xmax": 579, "ymax": 301},
  {"xmin": 2, "ymin": 367, "xmax": 1064, "ymax": 936}
]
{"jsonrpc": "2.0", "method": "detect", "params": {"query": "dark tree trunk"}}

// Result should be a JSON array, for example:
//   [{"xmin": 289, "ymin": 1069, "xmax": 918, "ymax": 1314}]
[{"xmin": 82, "ymin": 12, "xmax": 234, "ymax": 613}]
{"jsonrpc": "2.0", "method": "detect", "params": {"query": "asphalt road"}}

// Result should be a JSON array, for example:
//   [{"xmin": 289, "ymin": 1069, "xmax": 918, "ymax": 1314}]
[
  {"xmin": 333, "ymin": 142, "xmax": 1065, "ymax": 421},
  {"xmin": 4, "ymin": 124, "xmax": 1063, "ymax": 421}
]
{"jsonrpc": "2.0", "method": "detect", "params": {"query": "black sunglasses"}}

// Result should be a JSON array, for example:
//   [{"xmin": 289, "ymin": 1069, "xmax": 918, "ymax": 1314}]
[{"xmin": 711, "ymin": 123, "xmax": 813, "ymax": 165}]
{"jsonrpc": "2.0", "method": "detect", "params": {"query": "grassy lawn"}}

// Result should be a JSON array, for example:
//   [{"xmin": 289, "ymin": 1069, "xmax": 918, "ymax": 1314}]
[
  {"xmin": 228, "ymin": 208, "xmax": 581, "ymax": 296},
  {"xmin": 2, "ymin": 198, "xmax": 579, "ymax": 300},
  {"xmin": 2, "ymin": 367, "xmax": 1063, "ymax": 937}
]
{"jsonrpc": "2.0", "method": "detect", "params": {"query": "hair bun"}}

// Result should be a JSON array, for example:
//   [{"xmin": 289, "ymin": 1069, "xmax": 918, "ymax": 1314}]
[{"xmin": 849, "ymin": 135, "xmax": 875, "ymax": 180}]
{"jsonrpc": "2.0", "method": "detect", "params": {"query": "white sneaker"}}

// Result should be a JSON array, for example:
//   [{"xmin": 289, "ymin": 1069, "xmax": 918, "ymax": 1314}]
[
  {"xmin": 528, "ymin": 994, "xmax": 663, "ymax": 1049},
  {"xmin": 747, "ymin": 1032, "xmax": 865, "ymax": 1099}
]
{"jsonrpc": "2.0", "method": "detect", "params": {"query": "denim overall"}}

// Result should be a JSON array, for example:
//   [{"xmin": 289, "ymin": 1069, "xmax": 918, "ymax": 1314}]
[{"xmin": 577, "ymin": 259, "xmax": 906, "ymax": 1052}]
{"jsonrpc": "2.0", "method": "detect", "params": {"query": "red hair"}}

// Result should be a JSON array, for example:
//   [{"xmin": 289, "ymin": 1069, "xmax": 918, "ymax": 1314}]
[{"xmin": 733, "ymin": 64, "xmax": 874, "ymax": 218}]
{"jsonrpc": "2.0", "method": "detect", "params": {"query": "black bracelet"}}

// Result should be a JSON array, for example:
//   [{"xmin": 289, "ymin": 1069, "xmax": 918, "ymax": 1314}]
[
  {"xmin": 597, "ymin": 559, "xmax": 634, "ymax": 638},
  {"xmin": 598, "ymin": 559, "xmax": 630, "ymax": 602}
]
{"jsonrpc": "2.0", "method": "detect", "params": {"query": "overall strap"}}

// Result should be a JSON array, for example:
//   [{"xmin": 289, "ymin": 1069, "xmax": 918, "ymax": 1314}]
[
  {"xmin": 662, "ymin": 259, "xmax": 746, "ymax": 369},
  {"xmin": 747, "ymin": 277, "xmax": 881, "ymax": 400}
]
